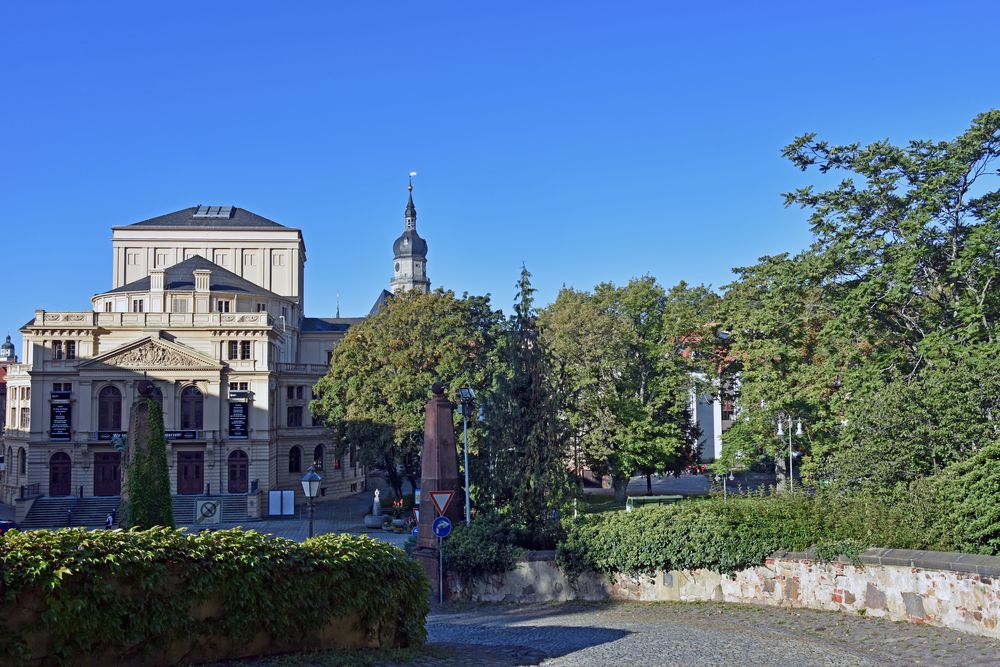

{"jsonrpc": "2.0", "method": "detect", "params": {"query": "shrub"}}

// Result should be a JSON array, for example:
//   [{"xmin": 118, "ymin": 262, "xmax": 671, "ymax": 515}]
[
  {"xmin": 0, "ymin": 528, "xmax": 429, "ymax": 665},
  {"xmin": 123, "ymin": 398, "xmax": 174, "ymax": 529},
  {"xmin": 930, "ymin": 439, "xmax": 1000, "ymax": 554},
  {"xmin": 556, "ymin": 490, "xmax": 946, "ymax": 577},
  {"xmin": 440, "ymin": 514, "xmax": 524, "ymax": 580}
]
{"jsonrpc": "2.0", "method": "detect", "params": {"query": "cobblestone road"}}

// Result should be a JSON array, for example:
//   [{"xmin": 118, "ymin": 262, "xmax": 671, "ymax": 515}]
[{"xmin": 418, "ymin": 601, "xmax": 1000, "ymax": 666}]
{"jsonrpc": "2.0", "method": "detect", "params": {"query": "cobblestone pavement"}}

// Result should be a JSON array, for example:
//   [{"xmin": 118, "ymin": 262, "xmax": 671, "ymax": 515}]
[{"xmin": 417, "ymin": 602, "xmax": 1000, "ymax": 666}]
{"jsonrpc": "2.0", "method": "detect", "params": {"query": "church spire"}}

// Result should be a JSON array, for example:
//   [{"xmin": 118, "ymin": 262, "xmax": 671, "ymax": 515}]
[{"xmin": 404, "ymin": 171, "xmax": 417, "ymax": 231}]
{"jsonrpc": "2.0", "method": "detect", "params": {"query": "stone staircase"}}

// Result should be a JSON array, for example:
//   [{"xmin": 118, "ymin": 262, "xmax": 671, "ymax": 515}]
[
  {"xmin": 170, "ymin": 495, "xmax": 255, "ymax": 525},
  {"xmin": 19, "ymin": 497, "xmax": 77, "ymax": 529},
  {"xmin": 20, "ymin": 496, "xmax": 122, "ymax": 529},
  {"xmin": 71, "ymin": 497, "xmax": 121, "ymax": 528}
]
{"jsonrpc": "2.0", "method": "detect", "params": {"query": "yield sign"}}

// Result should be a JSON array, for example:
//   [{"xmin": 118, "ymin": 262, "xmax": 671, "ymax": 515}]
[{"xmin": 429, "ymin": 490, "xmax": 455, "ymax": 516}]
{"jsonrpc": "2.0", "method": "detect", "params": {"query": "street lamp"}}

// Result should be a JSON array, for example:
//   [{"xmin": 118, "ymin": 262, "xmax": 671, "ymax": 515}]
[
  {"xmin": 301, "ymin": 465, "xmax": 322, "ymax": 538},
  {"xmin": 776, "ymin": 416, "xmax": 803, "ymax": 492},
  {"xmin": 457, "ymin": 386, "xmax": 475, "ymax": 526}
]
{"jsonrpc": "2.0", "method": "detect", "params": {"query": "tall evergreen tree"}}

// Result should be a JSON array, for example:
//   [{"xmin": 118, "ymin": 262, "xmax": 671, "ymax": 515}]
[{"xmin": 478, "ymin": 266, "xmax": 570, "ymax": 539}]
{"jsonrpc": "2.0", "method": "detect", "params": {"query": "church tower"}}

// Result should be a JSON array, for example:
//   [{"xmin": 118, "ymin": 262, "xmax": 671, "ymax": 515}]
[{"xmin": 390, "ymin": 176, "xmax": 430, "ymax": 294}]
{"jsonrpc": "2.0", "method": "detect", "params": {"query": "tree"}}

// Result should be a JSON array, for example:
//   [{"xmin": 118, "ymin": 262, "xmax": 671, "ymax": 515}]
[
  {"xmin": 311, "ymin": 289, "xmax": 502, "ymax": 497},
  {"xmin": 540, "ymin": 277, "xmax": 711, "ymax": 501},
  {"xmin": 722, "ymin": 110, "xmax": 1000, "ymax": 490},
  {"xmin": 123, "ymin": 399, "xmax": 174, "ymax": 529},
  {"xmin": 477, "ymin": 266, "xmax": 570, "ymax": 539}
]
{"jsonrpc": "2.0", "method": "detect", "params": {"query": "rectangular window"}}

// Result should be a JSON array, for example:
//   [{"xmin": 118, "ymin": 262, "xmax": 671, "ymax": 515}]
[
  {"xmin": 244, "ymin": 253, "xmax": 256, "ymax": 266},
  {"xmin": 53, "ymin": 382, "xmax": 72, "ymax": 392},
  {"xmin": 65, "ymin": 341, "xmax": 76, "ymax": 360},
  {"xmin": 104, "ymin": 301, "xmax": 112, "ymax": 312},
  {"xmin": 171, "ymin": 298, "xmax": 188, "ymax": 313},
  {"xmin": 229, "ymin": 382, "xmax": 249, "ymax": 391},
  {"xmin": 52, "ymin": 341, "xmax": 63, "ymax": 360},
  {"xmin": 20, "ymin": 408, "xmax": 30, "ymax": 428},
  {"xmin": 286, "ymin": 386, "xmax": 294, "ymax": 400},
  {"xmin": 132, "ymin": 299, "xmax": 144, "ymax": 313},
  {"xmin": 216, "ymin": 300, "xmax": 230, "ymax": 313},
  {"xmin": 126, "ymin": 252, "xmax": 139, "ymax": 265},
  {"xmin": 156, "ymin": 252, "xmax": 169, "ymax": 267},
  {"xmin": 256, "ymin": 303, "xmax": 266, "ymax": 312},
  {"xmin": 286, "ymin": 406, "xmax": 303, "ymax": 427},
  {"xmin": 216, "ymin": 254, "xmax": 229, "ymax": 266},
  {"xmin": 272, "ymin": 254, "xmax": 285, "ymax": 266},
  {"xmin": 227, "ymin": 341, "xmax": 238, "ymax": 360},
  {"xmin": 295, "ymin": 386, "xmax": 304, "ymax": 400},
  {"xmin": 240, "ymin": 341, "xmax": 251, "ymax": 360},
  {"xmin": 326, "ymin": 350, "xmax": 333, "ymax": 366}
]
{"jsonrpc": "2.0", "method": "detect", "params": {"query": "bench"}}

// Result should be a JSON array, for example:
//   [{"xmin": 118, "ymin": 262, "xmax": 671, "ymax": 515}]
[{"xmin": 625, "ymin": 495, "xmax": 684, "ymax": 512}]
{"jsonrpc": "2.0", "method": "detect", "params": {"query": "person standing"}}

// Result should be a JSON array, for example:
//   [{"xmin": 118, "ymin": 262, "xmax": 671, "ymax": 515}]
[{"xmin": 105, "ymin": 512, "xmax": 113, "ymax": 530}]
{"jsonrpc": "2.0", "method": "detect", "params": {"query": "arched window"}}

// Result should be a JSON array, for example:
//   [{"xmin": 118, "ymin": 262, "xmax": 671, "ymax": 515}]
[
  {"xmin": 181, "ymin": 386, "xmax": 203, "ymax": 430},
  {"xmin": 313, "ymin": 444, "xmax": 324, "ymax": 470},
  {"xmin": 98, "ymin": 386, "xmax": 122, "ymax": 431},
  {"xmin": 288, "ymin": 446, "xmax": 301, "ymax": 474},
  {"xmin": 18, "ymin": 448, "xmax": 26, "ymax": 475}
]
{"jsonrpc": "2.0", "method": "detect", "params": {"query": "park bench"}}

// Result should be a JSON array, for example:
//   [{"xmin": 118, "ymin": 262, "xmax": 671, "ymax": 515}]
[{"xmin": 625, "ymin": 494, "xmax": 684, "ymax": 512}]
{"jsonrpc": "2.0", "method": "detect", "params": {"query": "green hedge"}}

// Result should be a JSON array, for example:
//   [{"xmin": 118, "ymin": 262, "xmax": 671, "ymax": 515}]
[
  {"xmin": 0, "ymin": 528, "xmax": 429, "ymax": 665},
  {"xmin": 440, "ymin": 514, "xmax": 524, "ymax": 581},
  {"xmin": 556, "ymin": 491, "xmax": 946, "ymax": 577}
]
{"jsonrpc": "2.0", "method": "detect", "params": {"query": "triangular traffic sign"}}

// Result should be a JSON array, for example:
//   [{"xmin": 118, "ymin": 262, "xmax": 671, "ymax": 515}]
[{"xmin": 429, "ymin": 490, "xmax": 455, "ymax": 516}]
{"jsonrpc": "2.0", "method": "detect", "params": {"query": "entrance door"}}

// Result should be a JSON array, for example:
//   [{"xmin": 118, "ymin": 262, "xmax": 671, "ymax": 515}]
[
  {"xmin": 228, "ymin": 450, "xmax": 248, "ymax": 493},
  {"xmin": 93, "ymin": 452, "xmax": 121, "ymax": 496},
  {"xmin": 49, "ymin": 452, "xmax": 72, "ymax": 496},
  {"xmin": 177, "ymin": 451, "xmax": 204, "ymax": 495}
]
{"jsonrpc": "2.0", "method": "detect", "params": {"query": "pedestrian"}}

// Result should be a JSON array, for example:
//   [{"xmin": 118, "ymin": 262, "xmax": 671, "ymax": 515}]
[{"xmin": 105, "ymin": 512, "xmax": 113, "ymax": 530}]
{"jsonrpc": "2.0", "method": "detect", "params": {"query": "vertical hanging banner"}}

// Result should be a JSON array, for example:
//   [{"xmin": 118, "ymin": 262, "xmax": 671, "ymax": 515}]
[{"xmin": 50, "ymin": 403, "xmax": 71, "ymax": 441}]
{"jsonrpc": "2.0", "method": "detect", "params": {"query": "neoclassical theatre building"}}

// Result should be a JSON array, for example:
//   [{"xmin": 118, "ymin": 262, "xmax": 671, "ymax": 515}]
[{"xmin": 1, "ymin": 190, "xmax": 430, "ymax": 518}]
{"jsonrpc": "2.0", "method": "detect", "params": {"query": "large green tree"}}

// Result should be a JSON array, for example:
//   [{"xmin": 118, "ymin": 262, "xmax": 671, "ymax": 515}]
[
  {"xmin": 540, "ymin": 277, "xmax": 713, "ymax": 501},
  {"xmin": 311, "ymin": 289, "xmax": 503, "ymax": 497},
  {"xmin": 477, "ymin": 267, "xmax": 571, "ymax": 538},
  {"xmin": 722, "ymin": 110, "xmax": 1000, "ymax": 490}
]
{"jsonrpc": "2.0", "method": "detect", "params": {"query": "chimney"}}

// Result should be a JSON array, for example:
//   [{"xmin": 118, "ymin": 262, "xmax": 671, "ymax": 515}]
[{"xmin": 194, "ymin": 269, "xmax": 211, "ymax": 293}]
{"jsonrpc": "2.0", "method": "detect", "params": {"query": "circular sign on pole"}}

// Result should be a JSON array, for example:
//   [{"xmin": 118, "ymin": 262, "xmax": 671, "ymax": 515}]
[
  {"xmin": 432, "ymin": 516, "xmax": 452, "ymax": 539},
  {"xmin": 411, "ymin": 526, "xmax": 419, "ymax": 538}
]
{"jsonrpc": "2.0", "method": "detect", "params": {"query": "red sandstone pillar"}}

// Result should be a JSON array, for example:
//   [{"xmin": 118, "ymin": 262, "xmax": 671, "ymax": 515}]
[{"xmin": 414, "ymin": 382, "xmax": 464, "ymax": 600}]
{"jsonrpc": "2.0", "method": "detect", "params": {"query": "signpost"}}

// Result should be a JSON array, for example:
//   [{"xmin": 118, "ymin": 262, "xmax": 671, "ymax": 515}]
[{"xmin": 430, "ymin": 490, "xmax": 456, "ymax": 603}]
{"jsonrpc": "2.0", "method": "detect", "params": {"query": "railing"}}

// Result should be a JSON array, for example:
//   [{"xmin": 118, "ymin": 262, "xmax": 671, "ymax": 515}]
[
  {"xmin": 19, "ymin": 483, "xmax": 40, "ymax": 499},
  {"xmin": 276, "ymin": 362, "xmax": 330, "ymax": 375},
  {"xmin": 33, "ymin": 311, "xmax": 273, "ymax": 329}
]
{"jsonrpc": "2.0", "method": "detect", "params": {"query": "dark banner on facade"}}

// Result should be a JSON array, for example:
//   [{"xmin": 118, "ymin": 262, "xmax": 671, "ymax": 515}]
[
  {"xmin": 229, "ymin": 402, "xmax": 248, "ymax": 439},
  {"xmin": 50, "ymin": 403, "xmax": 71, "ymax": 441}
]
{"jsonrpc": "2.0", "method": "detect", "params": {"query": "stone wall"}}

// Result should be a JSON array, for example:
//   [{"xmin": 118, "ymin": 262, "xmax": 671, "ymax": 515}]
[{"xmin": 450, "ymin": 548, "xmax": 1000, "ymax": 639}]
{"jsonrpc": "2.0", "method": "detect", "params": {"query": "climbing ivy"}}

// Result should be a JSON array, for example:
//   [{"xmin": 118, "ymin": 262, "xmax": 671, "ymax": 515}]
[
  {"xmin": 123, "ymin": 398, "xmax": 174, "ymax": 529},
  {"xmin": 0, "ymin": 528, "xmax": 429, "ymax": 665}
]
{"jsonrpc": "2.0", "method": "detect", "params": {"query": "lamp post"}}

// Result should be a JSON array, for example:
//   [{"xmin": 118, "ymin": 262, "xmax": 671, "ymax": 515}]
[
  {"xmin": 457, "ymin": 387, "xmax": 475, "ymax": 526},
  {"xmin": 301, "ymin": 465, "xmax": 321, "ymax": 538},
  {"xmin": 776, "ymin": 416, "xmax": 803, "ymax": 492}
]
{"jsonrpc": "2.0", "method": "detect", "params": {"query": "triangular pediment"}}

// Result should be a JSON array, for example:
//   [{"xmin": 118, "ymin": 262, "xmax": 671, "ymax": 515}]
[{"xmin": 79, "ymin": 336, "xmax": 223, "ymax": 371}]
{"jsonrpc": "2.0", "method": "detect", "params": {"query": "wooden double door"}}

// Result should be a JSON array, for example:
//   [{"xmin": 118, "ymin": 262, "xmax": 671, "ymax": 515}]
[
  {"xmin": 93, "ymin": 452, "xmax": 121, "ymax": 496},
  {"xmin": 177, "ymin": 451, "xmax": 204, "ymax": 495}
]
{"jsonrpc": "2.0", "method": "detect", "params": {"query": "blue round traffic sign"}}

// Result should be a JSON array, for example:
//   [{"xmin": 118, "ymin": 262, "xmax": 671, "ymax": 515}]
[
  {"xmin": 432, "ymin": 516, "xmax": 452, "ymax": 539},
  {"xmin": 411, "ymin": 526, "xmax": 419, "ymax": 538}
]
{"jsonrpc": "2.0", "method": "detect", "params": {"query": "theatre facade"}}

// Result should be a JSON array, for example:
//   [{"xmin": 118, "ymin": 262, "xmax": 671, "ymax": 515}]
[{"xmin": 1, "ymin": 205, "xmax": 373, "ymax": 511}]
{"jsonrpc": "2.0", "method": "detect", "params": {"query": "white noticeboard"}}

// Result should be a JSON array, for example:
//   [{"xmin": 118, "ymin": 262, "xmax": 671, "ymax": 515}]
[{"xmin": 268, "ymin": 490, "xmax": 296, "ymax": 516}]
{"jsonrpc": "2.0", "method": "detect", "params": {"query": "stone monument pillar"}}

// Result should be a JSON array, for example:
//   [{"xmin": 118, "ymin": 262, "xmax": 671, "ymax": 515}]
[
  {"xmin": 414, "ymin": 382, "xmax": 464, "ymax": 598},
  {"xmin": 119, "ymin": 378, "xmax": 157, "ymax": 513}
]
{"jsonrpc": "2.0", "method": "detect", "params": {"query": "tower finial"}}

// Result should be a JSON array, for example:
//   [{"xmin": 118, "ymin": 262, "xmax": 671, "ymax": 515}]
[{"xmin": 404, "ymin": 171, "xmax": 417, "ymax": 231}]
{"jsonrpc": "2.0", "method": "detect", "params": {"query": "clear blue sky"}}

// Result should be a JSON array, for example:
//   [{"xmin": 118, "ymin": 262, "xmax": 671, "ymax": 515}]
[{"xmin": 2, "ymin": 1, "xmax": 997, "ymax": 349}]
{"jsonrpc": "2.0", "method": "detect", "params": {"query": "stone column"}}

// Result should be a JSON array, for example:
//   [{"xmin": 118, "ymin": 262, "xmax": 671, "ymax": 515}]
[{"xmin": 414, "ymin": 382, "xmax": 464, "ymax": 600}]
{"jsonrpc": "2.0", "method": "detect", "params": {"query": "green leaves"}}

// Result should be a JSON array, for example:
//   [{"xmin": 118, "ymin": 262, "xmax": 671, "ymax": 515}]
[{"xmin": 0, "ymin": 528, "xmax": 429, "ymax": 665}]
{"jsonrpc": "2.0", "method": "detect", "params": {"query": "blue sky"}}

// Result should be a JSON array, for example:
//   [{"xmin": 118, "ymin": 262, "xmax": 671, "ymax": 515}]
[{"xmin": 1, "ymin": 1, "xmax": 997, "ymax": 348}]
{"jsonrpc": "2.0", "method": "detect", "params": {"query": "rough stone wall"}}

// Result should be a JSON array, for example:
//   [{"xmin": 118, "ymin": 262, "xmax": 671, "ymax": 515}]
[{"xmin": 450, "ymin": 549, "xmax": 1000, "ymax": 640}]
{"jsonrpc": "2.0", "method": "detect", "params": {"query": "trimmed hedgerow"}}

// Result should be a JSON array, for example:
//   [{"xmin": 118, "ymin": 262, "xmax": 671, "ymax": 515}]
[
  {"xmin": 556, "ymin": 491, "xmax": 945, "ymax": 577},
  {"xmin": 440, "ymin": 514, "xmax": 524, "ymax": 581},
  {"xmin": 0, "ymin": 528, "xmax": 429, "ymax": 666}
]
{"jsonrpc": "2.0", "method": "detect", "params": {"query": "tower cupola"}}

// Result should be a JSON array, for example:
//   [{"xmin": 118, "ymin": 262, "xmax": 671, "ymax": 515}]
[{"xmin": 390, "ymin": 174, "xmax": 431, "ymax": 294}]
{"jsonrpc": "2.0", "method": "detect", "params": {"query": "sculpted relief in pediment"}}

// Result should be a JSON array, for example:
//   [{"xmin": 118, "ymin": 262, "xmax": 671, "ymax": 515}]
[{"xmin": 97, "ymin": 340, "xmax": 212, "ymax": 369}]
